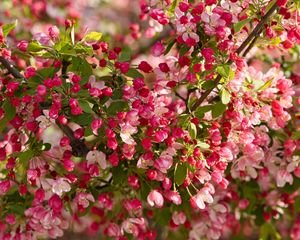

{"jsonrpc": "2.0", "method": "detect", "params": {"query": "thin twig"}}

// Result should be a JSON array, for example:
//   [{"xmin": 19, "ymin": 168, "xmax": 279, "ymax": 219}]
[
  {"xmin": 175, "ymin": 91, "xmax": 186, "ymax": 102},
  {"xmin": 190, "ymin": 3, "xmax": 278, "ymax": 112}
]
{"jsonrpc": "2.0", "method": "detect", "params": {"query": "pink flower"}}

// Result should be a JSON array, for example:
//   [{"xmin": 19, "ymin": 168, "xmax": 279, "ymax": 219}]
[
  {"xmin": 120, "ymin": 123, "xmax": 137, "ymax": 145},
  {"xmin": 105, "ymin": 223, "xmax": 121, "ymax": 237},
  {"xmin": 190, "ymin": 187, "xmax": 214, "ymax": 210},
  {"xmin": 52, "ymin": 178, "xmax": 71, "ymax": 197},
  {"xmin": 164, "ymin": 190, "xmax": 182, "ymax": 205},
  {"xmin": 5, "ymin": 214, "xmax": 15, "ymax": 225},
  {"xmin": 276, "ymin": 169, "xmax": 293, "ymax": 187},
  {"xmin": 86, "ymin": 150, "xmax": 107, "ymax": 169},
  {"xmin": 172, "ymin": 211, "xmax": 186, "ymax": 225},
  {"xmin": 147, "ymin": 190, "xmax": 164, "ymax": 208},
  {"xmin": 75, "ymin": 192, "xmax": 95, "ymax": 208},
  {"xmin": 154, "ymin": 154, "xmax": 173, "ymax": 173},
  {"xmin": 48, "ymin": 194, "xmax": 63, "ymax": 213}
]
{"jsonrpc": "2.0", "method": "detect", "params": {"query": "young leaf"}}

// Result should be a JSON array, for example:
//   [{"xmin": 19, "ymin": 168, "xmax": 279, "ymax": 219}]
[
  {"xmin": 196, "ymin": 141, "xmax": 210, "ymax": 149},
  {"xmin": 27, "ymin": 41, "xmax": 47, "ymax": 52},
  {"xmin": 82, "ymin": 31, "xmax": 102, "ymax": 42},
  {"xmin": 221, "ymin": 88, "xmax": 231, "ymax": 104},
  {"xmin": 2, "ymin": 20, "xmax": 17, "ymax": 37},
  {"xmin": 125, "ymin": 68, "xmax": 144, "ymax": 79},
  {"xmin": 257, "ymin": 79, "xmax": 273, "ymax": 92},
  {"xmin": 234, "ymin": 18, "xmax": 251, "ymax": 33},
  {"xmin": 188, "ymin": 122, "xmax": 197, "ymax": 139},
  {"xmin": 216, "ymin": 65, "xmax": 230, "ymax": 78}
]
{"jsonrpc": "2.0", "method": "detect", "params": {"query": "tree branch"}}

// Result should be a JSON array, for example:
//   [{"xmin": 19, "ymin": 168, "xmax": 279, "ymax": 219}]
[
  {"xmin": 0, "ymin": 56, "xmax": 24, "ymax": 79},
  {"xmin": 190, "ymin": 3, "xmax": 278, "ymax": 112}
]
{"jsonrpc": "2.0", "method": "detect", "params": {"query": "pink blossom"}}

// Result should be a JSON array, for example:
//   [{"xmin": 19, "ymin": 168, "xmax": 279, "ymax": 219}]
[
  {"xmin": 154, "ymin": 154, "xmax": 173, "ymax": 173},
  {"xmin": 147, "ymin": 190, "xmax": 164, "ymax": 208},
  {"xmin": 276, "ymin": 169, "xmax": 293, "ymax": 187},
  {"xmin": 86, "ymin": 150, "xmax": 107, "ymax": 169}
]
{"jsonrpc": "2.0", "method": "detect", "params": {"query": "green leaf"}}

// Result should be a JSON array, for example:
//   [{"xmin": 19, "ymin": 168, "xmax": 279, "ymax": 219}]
[
  {"xmin": 257, "ymin": 79, "xmax": 273, "ymax": 92},
  {"xmin": 194, "ymin": 105, "xmax": 213, "ymax": 119},
  {"xmin": 216, "ymin": 65, "xmax": 234, "ymax": 80},
  {"xmin": 27, "ymin": 40, "xmax": 47, "ymax": 52},
  {"xmin": 74, "ymin": 44, "xmax": 94, "ymax": 56},
  {"xmin": 259, "ymin": 223, "xmax": 281, "ymax": 240},
  {"xmin": 2, "ymin": 20, "xmax": 17, "ymax": 37},
  {"xmin": 164, "ymin": 39, "xmax": 176, "ymax": 55},
  {"xmin": 259, "ymin": 223, "xmax": 270, "ymax": 240},
  {"xmin": 174, "ymin": 163, "xmax": 187, "ymax": 186},
  {"xmin": 55, "ymin": 41, "xmax": 76, "ymax": 56},
  {"xmin": 107, "ymin": 101, "xmax": 129, "ymax": 115},
  {"xmin": 119, "ymin": 47, "xmax": 132, "ymax": 62},
  {"xmin": 0, "ymin": 99, "xmax": 16, "ymax": 132},
  {"xmin": 234, "ymin": 18, "xmax": 251, "ymax": 33},
  {"xmin": 266, "ymin": 0, "xmax": 277, "ymax": 12},
  {"xmin": 72, "ymin": 113, "xmax": 93, "ymax": 126},
  {"xmin": 125, "ymin": 68, "xmax": 143, "ymax": 79},
  {"xmin": 216, "ymin": 65, "xmax": 230, "ymax": 78},
  {"xmin": 70, "ymin": 57, "xmax": 93, "ymax": 84},
  {"xmin": 177, "ymin": 114, "xmax": 190, "ymax": 128},
  {"xmin": 78, "ymin": 100, "xmax": 94, "ymax": 114},
  {"xmin": 188, "ymin": 122, "xmax": 197, "ymax": 139},
  {"xmin": 202, "ymin": 80, "xmax": 215, "ymax": 90},
  {"xmin": 82, "ymin": 31, "xmax": 102, "ymax": 42},
  {"xmin": 271, "ymin": 130, "xmax": 288, "ymax": 142},
  {"xmin": 294, "ymin": 196, "xmax": 300, "ymax": 212},
  {"xmin": 3, "ymin": 100, "xmax": 16, "ymax": 121},
  {"xmin": 196, "ymin": 141, "xmax": 210, "ymax": 149},
  {"xmin": 18, "ymin": 149, "xmax": 34, "ymax": 164},
  {"xmin": 112, "ymin": 164, "xmax": 127, "ymax": 184},
  {"xmin": 220, "ymin": 88, "xmax": 231, "ymax": 104},
  {"xmin": 212, "ymin": 102, "xmax": 227, "ymax": 118},
  {"xmin": 179, "ymin": 45, "xmax": 190, "ymax": 56},
  {"xmin": 112, "ymin": 89, "xmax": 123, "ymax": 100},
  {"xmin": 291, "ymin": 131, "xmax": 300, "ymax": 140},
  {"xmin": 168, "ymin": 0, "xmax": 178, "ymax": 15}
]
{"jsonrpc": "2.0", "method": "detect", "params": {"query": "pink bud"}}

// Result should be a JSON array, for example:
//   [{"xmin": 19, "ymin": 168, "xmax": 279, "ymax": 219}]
[
  {"xmin": 17, "ymin": 40, "xmax": 28, "ymax": 52},
  {"xmin": 37, "ymin": 85, "xmax": 47, "ymax": 96},
  {"xmin": 138, "ymin": 61, "xmax": 153, "ymax": 73},
  {"xmin": 24, "ymin": 67, "xmax": 36, "ymax": 79},
  {"xmin": 63, "ymin": 158, "xmax": 75, "ymax": 172},
  {"xmin": 48, "ymin": 194, "xmax": 63, "ymax": 213},
  {"xmin": 151, "ymin": 42, "xmax": 165, "ymax": 57},
  {"xmin": 5, "ymin": 214, "xmax": 15, "ymax": 225},
  {"xmin": 34, "ymin": 188, "xmax": 45, "ymax": 203},
  {"xmin": 238, "ymin": 199, "xmax": 250, "ymax": 209},
  {"xmin": 48, "ymin": 26, "xmax": 60, "ymax": 39}
]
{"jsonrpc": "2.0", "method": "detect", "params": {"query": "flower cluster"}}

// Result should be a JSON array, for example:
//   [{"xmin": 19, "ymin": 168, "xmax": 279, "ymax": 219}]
[{"xmin": 0, "ymin": 0, "xmax": 300, "ymax": 239}]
